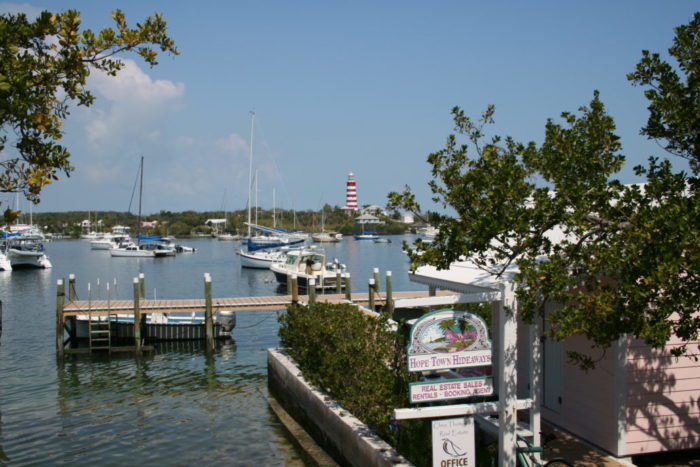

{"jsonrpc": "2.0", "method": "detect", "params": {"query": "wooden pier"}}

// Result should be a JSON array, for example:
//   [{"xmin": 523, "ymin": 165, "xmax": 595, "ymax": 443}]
[{"xmin": 56, "ymin": 271, "xmax": 438, "ymax": 358}]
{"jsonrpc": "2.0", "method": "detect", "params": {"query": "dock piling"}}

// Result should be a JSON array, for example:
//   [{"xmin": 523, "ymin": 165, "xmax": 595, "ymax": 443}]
[
  {"xmin": 336, "ymin": 272, "xmax": 342, "ymax": 294},
  {"xmin": 291, "ymin": 275, "xmax": 299, "ymax": 304},
  {"xmin": 56, "ymin": 279, "xmax": 65, "ymax": 358},
  {"xmin": 133, "ymin": 277, "xmax": 142, "ymax": 352},
  {"xmin": 204, "ymin": 273, "xmax": 214, "ymax": 351},
  {"xmin": 344, "ymin": 273, "xmax": 352, "ymax": 301},
  {"xmin": 139, "ymin": 273, "xmax": 145, "ymax": 299},
  {"xmin": 308, "ymin": 279, "xmax": 316, "ymax": 304},
  {"xmin": 368, "ymin": 278, "xmax": 375, "ymax": 311},
  {"xmin": 373, "ymin": 268, "xmax": 380, "ymax": 294},
  {"xmin": 68, "ymin": 274, "xmax": 76, "ymax": 301},
  {"xmin": 385, "ymin": 271, "xmax": 394, "ymax": 315}
]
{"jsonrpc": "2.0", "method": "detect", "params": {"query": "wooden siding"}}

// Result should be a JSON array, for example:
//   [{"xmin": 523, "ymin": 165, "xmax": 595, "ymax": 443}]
[{"xmin": 625, "ymin": 337, "xmax": 700, "ymax": 456}]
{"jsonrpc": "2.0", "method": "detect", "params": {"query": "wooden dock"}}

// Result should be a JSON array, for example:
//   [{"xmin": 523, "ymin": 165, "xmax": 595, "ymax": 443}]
[
  {"xmin": 61, "ymin": 290, "xmax": 430, "ymax": 316},
  {"xmin": 56, "ymin": 272, "xmax": 443, "ymax": 357}
]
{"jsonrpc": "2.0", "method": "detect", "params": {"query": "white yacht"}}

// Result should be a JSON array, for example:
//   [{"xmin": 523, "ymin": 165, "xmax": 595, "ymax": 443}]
[
  {"xmin": 269, "ymin": 248, "xmax": 346, "ymax": 290},
  {"xmin": 3, "ymin": 227, "xmax": 52, "ymax": 269}
]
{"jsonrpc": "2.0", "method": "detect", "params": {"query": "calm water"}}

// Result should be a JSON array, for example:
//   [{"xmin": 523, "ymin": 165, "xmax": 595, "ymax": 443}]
[{"xmin": 0, "ymin": 236, "xmax": 417, "ymax": 466}]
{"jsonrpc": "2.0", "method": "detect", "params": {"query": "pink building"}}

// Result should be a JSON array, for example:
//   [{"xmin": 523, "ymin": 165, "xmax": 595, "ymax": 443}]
[{"xmin": 409, "ymin": 261, "xmax": 700, "ymax": 461}]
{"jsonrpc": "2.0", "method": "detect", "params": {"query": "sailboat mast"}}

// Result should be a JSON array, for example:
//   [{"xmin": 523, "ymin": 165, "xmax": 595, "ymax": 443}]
[
  {"xmin": 137, "ymin": 156, "xmax": 144, "ymax": 244},
  {"xmin": 247, "ymin": 111, "xmax": 255, "ymax": 238}
]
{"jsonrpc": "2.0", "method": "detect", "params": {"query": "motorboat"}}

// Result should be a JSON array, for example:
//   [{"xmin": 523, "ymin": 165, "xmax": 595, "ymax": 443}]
[
  {"xmin": 90, "ymin": 226, "xmax": 130, "ymax": 250},
  {"xmin": 4, "ymin": 233, "xmax": 52, "ymax": 268},
  {"xmin": 311, "ymin": 231, "xmax": 342, "ymax": 243},
  {"xmin": 374, "ymin": 237, "xmax": 391, "ymax": 243},
  {"xmin": 269, "ymin": 248, "xmax": 346, "ymax": 290},
  {"xmin": 109, "ymin": 241, "xmax": 156, "ymax": 258}
]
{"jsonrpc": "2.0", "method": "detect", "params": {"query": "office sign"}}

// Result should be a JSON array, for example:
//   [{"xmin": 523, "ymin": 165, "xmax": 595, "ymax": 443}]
[{"xmin": 432, "ymin": 417, "xmax": 475, "ymax": 467}]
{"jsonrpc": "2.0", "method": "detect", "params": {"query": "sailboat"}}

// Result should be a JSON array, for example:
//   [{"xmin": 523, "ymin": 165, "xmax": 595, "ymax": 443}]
[
  {"xmin": 311, "ymin": 205, "xmax": 342, "ymax": 243},
  {"xmin": 110, "ymin": 157, "xmax": 155, "ymax": 258}
]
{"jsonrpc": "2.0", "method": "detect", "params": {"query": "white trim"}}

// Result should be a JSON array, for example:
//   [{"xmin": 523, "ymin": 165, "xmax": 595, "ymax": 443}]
[
  {"xmin": 614, "ymin": 335, "xmax": 628, "ymax": 457},
  {"xmin": 393, "ymin": 292, "xmax": 501, "ymax": 308},
  {"xmin": 393, "ymin": 399, "xmax": 534, "ymax": 420}
]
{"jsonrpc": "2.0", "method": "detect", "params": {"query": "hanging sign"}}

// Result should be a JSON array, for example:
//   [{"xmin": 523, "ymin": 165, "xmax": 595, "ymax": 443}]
[
  {"xmin": 432, "ymin": 417, "xmax": 475, "ymax": 467},
  {"xmin": 407, "ymin": 309, "xmax": 492, "ymax": 372},
  {"xmin": 409, "ymin": 376, "xmax": 494, "ymax": 403}
]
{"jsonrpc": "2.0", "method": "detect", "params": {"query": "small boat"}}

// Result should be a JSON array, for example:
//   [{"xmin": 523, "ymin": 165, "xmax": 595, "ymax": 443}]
[
  {"xmin": 311, "ymin": 231, "xmax": 342, "ymax": 243},
  {"xmin": 353, "ymin": 232, "xmax": 379, "ymax": 240},
  {"xmin": 109, "ymin": 241, "xmax": 156, "ymax": 258},
  {"xmin": 90, "ymin": 226, "xmax": 130, "ymax": 250},
  {"xmin": 269, "ymin": 248, "xmax": 346, "ymax": 290},
  {"xmin": 238, "ymin": 248, "xmax": 287, "ymax": 269},
  {"xmin": 216, "ymin": 233, "xmax": 240, "ymax": 241},
  {"xmin": 374, "ymin": 237, "xmax": 391, "ymax": 243}
]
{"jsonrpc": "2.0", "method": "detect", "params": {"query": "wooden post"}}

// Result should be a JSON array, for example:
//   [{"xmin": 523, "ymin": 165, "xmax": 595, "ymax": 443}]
[
  {"xmin": 56, "ymin": 279, "xmax": 65, "ymax": 358},
  {"xmin": 373, "ymin": 267, "xmax": 380, "ymax": 294},
  {"xmin": 336, "ymin": 271, "xmax": 342, "ymax": 294},
  {"xmin": 368, "ymin": 278, "xmax": 375, "ymax": 311},
  {"xmin": 344, "ymin": 273, "xmax": 352, "ymax": 301},
  {"xmin": 385, "ymin": 270, "xmax": 394, "ymax": 315},
  {"xmin": 139, "ymin": 273, "xmax": 145, "ymax": 299},
  {"xmin": 291, "ymin": 274, "xmax": 299, "ymax": 304},
  {"xmin": 308, "ymin": 278, "xmax": 316, "ymax": 304},
  {"xmin": 133, "ymin": 277, "xmax": 142, "ymax": 352},
  {"xmin": 68, "ymin": 274, "xmax": 76, "ymax": 301},
  {"xmin": 286, "ymin": 272, "xmax": 292, "ymax": 293},
  {"xmin": 204, "ymin": 273, "xmax": 214, "ymax": 351}
]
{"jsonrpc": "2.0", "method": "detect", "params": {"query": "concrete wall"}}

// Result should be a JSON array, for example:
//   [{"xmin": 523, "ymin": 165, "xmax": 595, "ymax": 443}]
[{"xmin": 267, "ymin": 348, "xmax": 412, "ymax": 467}]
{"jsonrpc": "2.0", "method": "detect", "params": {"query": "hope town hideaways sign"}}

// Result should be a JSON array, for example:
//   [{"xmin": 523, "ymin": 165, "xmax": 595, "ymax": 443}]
[{"xmin": 407, "ymin": 309, "xmax": 492, "ymax": 372}]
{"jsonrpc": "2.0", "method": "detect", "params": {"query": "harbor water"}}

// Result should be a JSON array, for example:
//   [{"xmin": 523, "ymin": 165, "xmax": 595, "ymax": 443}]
[{"xmin": 0, "ymin": 236, "xmax": 418, "ymax": 465}]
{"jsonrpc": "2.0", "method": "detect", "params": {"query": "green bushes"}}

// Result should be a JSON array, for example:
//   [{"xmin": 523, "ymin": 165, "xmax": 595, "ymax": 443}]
[{"xmin": 278, "ymin": 302, "xmax": 432, "ymax": 462}]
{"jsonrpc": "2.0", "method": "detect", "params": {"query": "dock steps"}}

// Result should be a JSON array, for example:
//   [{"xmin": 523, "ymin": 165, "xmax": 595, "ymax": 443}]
[{"xmin": 88, "ymin": 312, "xmax": 113, "ymax": 352}]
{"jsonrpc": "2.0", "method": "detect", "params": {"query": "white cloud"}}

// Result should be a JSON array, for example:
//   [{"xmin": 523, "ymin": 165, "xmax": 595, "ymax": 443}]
[
  {"xmin": 216, "ymin": 133, "xmax": 249, "ymax": 155},
  {"xmin": 82, "ymin": 59, "xmax": 184, "ymax": 151},
  {"xmin": 0, "ymin": 2, "xmax": 43, "ymax": 18},
  {"xmin": 175, "ymin": 136, "xmax": 195, "ymax": 147}
]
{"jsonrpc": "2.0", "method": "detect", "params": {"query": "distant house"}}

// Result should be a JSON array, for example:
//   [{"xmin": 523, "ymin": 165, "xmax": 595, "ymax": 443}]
[
  {"xmin": 402, "ymin": 214, "xmax": 415, "ymax": 224},
  {"xmin": 361, "ymin": 205, "xmax": 387, "ymax": 217},
  {"xmin": 140, "ymin": 220, "xmax": 159, "ymax": 229},
  {"xmin": 355, "ymin": 213, "xmax": 383, "ymax": 225}
]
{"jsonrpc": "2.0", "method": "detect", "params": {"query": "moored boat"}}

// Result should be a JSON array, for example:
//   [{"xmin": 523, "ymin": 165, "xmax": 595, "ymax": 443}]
[
  {"xmin": 238, "ymin": 247, "xmax": 287, "ymax": 269},
  {"xmin": 269, "ymin": 248, "xmax": 346, "ymax": 289}
]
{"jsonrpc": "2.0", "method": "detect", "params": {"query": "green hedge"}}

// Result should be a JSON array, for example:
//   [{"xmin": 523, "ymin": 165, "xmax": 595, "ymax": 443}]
[{"xmin": 278, "ymin": 302, "xmax": 432, "ymax": 464}]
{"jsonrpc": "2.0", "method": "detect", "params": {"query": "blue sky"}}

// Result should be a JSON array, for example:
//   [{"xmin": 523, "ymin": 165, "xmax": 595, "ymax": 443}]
[{"xmin": 1, "ymin": 1, "xmax": 697, "ymax": 215}]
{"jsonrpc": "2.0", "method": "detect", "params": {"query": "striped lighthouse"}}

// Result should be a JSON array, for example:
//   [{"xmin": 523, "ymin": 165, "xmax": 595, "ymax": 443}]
[{"xmin": 344, "ymin": 172, "xmax": 359, "ymax": 212}]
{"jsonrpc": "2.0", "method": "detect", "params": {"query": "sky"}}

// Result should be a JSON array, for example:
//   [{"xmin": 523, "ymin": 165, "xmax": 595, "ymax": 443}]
[{"xmin": 1, "ymin": 1, "xmax": 698, "ymax": 215}]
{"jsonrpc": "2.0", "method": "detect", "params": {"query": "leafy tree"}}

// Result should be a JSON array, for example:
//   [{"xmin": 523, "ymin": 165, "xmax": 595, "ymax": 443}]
[
  {"xmin": 389, "ymin": 14, "xmax": 700, "ymax": 367},
  {"xmin": 0, "ymin": 9, "xmax": 178, "ymax": 223}
]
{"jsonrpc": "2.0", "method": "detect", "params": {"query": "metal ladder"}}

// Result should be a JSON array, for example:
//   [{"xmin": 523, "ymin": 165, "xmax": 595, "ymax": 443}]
[{"xmin": 88, "ymin": 312, "xmax": 112, "ymax": 351}]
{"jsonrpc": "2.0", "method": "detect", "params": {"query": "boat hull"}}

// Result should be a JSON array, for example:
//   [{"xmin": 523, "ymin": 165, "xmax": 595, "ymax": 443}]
[
  {"xmin": 7, "ymin": 248, "xmax": 52, "ymax": 268},
  {"xmin": 75, "ymin": 311, "xmax": 236, "ymax": 342}
]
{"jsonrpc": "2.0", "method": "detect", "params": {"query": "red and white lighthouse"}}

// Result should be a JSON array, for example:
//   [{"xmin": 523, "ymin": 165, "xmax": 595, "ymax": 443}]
[{"xmin": 343, "ymin": 172, "xmax": 359, "ymax": 212}]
